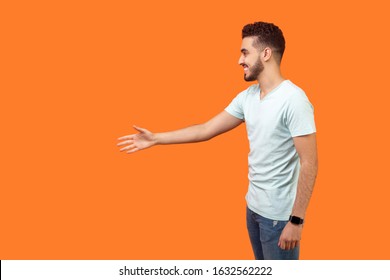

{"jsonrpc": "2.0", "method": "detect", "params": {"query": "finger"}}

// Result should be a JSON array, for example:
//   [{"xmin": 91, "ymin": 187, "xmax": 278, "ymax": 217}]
[
  {"xmin": 120, "ymin": 144, "xmax": 136, "ymax": 152},
  {"xmin": 292, "ymin": 241, "xmax": 300, "ymax": 249},
  {"xmin": 117, "ymin": 140, "xmax": 133, "ymax": 146},
  {"xmin": 278, "ymin": 236, "xmax": 286, "ymax": 249},
  {"xmin": 279, "ymin": 240, "xmax": 285, "ymax": 250},
  {"xmin": 126, "ymin": 147, "xmax": 139, "ymax": 154},
  {"xmin": 118, "ymin": 135, "xmax": 134, "ymax": 141},
  {"xmin": 133, "ymin": 125, "xmax": 147, "ymax": 133}
]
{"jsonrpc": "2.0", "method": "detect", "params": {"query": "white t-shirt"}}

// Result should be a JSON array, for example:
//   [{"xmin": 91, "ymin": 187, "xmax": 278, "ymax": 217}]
[{"xmin": 225, "ymin": 80, "xmax": 316, "ymax": 220}]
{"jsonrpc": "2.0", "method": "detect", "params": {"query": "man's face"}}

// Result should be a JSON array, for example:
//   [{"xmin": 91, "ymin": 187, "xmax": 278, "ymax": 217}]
[{"xmin": 238, "ymin": 37, "xmax": 264, "ymax": 82}]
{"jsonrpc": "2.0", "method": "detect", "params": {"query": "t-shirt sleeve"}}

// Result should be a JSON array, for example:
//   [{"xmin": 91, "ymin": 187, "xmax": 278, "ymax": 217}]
[
  {"xmin": 224, "ymin": 90, "xmax": 246, "ymax": 120},
  {"xmin": 285, "ymin": 91, "xmax": 316, "ymax": 137}
]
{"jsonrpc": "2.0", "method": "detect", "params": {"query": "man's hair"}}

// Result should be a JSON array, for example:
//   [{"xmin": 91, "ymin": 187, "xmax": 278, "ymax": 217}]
[{"xmin": 242, "ymin": 22, "xmax": 285, "ymax": 63}]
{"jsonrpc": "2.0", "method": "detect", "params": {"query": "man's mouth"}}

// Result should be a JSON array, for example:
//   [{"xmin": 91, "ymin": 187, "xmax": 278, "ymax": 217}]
[{"xmin": 243, "ymin": 65, "xmax": 249, "ymax": 72}]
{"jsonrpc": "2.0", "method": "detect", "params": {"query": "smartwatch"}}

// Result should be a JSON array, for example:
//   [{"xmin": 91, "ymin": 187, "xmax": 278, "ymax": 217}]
[{"xmin": 289, "ymin": 215, "xmax": 304, "ymax": 225}]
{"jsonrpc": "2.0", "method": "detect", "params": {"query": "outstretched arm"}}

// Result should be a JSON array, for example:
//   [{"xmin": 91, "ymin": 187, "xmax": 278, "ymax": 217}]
[{"xmin": 117, "ymin": 111, "xmax": 243, "ymax": 154}]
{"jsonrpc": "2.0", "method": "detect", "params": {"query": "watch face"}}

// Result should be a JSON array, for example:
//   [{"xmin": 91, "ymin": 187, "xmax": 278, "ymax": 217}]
[{"xmin": 290, "ymin": 216, "xmax": 303, "ymax": 225}]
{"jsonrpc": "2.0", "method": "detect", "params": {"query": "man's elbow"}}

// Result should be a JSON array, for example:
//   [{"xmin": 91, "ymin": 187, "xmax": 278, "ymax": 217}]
[{"xmin": 196, "ymin": 123, "xmax": 214, "ymax": 142}]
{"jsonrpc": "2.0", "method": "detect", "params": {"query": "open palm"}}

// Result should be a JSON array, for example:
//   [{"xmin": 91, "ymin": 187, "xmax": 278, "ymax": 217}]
[{"xmin": 117, "ymin": 125, "xmax": 156, "ymax": 154}]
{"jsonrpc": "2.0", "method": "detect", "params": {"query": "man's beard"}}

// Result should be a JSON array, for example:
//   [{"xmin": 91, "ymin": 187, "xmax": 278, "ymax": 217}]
[{"xmin": 244, "ymin": 58, "xmax": 264, "ymax": 82}]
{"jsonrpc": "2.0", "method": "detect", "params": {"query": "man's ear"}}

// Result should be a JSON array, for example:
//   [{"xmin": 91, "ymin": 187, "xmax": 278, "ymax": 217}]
[{"xmin": 262, "ymin": 47, "xmax": 272, "ymax": 62}]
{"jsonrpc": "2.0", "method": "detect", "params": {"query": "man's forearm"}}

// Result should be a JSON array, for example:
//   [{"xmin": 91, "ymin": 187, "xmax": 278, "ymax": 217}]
[
  {"xmin": 291, "ymin": 160, "xmax": 318, "ymax": 219},
  {"xmin": 155, "ymin": 123, "xmax": 211, "ymax": 145}
]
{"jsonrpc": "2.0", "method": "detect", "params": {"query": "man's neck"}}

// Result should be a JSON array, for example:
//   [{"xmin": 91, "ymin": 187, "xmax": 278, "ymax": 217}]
[{"xmin": 257, "ymin": 69, "xmax": 285, "ymax": 99}]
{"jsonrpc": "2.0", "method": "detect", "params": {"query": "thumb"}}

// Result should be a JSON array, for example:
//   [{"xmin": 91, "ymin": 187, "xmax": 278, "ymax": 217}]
[{"xmin": 133, "ymin": 125, "xmax": 147, "ymax": 133}]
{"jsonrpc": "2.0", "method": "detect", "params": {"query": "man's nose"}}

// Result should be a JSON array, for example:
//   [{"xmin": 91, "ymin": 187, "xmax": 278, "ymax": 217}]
[{"xmin": 238, "ymin": 55, "xmax": 244, "ymax": 65}]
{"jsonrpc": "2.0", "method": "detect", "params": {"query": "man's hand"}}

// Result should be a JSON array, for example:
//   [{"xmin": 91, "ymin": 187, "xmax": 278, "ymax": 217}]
[
  {"xmin": 278, "ymin": 222, "xmax": 302, "ymax": 250},
  {"xmin": 117, "ymin": 125, "xmax": 157, "ymax": 154}
]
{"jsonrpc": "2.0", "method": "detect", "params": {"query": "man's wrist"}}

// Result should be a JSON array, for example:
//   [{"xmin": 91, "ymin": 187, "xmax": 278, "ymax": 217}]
[
  {"xmin": 289, "ymin": 215, "xmax": 304, "ymax": 225},
  {"xmin": 153, "ymin": 133, "xmax": 161, "ymax": 145}
]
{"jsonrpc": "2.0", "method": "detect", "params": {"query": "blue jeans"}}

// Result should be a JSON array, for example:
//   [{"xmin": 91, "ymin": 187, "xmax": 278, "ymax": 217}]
[{"xmin": 246, "ymin": 206, "xmax": 299, "ymax": 260}]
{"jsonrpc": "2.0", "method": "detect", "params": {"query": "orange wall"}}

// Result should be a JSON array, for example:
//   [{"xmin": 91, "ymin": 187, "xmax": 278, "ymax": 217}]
[{"xmin": 1, "ymin": 0, "xmax": 389, "ymax": 259}]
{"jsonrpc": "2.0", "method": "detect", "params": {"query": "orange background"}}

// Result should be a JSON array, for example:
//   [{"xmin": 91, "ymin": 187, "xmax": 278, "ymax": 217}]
[{"xmin": 1, "ymin": 0, "xmax": 389, "ymax": 260}]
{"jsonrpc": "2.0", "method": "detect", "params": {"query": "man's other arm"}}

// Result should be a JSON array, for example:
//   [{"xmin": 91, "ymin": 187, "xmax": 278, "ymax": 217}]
[{"xmin": 278, "ymin": 133, "xmax": 318, "ymax": 250}]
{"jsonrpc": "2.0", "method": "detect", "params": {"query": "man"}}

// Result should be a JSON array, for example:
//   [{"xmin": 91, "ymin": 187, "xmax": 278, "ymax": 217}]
[{"xmin": 117, "ymin": 21, "xmax": 318, "ymax": 260}]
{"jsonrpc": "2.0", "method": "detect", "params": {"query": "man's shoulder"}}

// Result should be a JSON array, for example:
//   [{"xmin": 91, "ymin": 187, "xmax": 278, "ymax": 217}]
[
  {"xmin": 236, "ymin": 83, "xmax": 259, "ymax": 98},
  {"xmin": 282, "ymin": 80, "xmax": 304, "ymax": 94},
  {"xmin": 281, "ymin": 80, "xmax": 309, "ymax": 102},
  {"xmin": 246, "ymin": 83, "xmax": 260, "ymax": 94}
]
